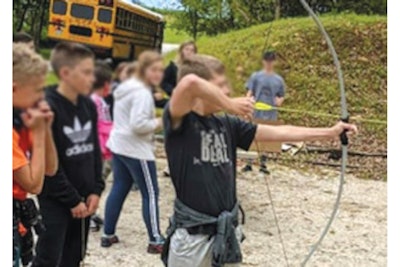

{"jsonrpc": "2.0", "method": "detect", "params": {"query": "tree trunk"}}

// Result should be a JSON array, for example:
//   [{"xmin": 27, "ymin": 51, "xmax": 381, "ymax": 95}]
[
  {"xmin": 16, "ymin": 5, "xmax": 29, "ymax": 32},
  {"xmin": 189, "ymin": 9, "xmax": 198, "ymax": 40},
  {"xmin": 36, "ymin": 0, "xmax": 48, "ymax": 48}
]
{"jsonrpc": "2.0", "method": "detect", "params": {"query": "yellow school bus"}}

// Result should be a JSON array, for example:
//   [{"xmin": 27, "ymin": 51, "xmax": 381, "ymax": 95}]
[{"xmin": 47, "ymin": 0, "xmax": 165, "ymax": 62}]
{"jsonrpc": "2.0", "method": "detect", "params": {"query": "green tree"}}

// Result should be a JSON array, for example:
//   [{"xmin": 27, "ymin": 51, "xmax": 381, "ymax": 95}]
[
  {"xmin": 13, "ymin": 0, "xmax": 50, "ymax": 49},
  {"xmin": 158, "ymin": 1, "xmax": 386, "ymax": 39}
]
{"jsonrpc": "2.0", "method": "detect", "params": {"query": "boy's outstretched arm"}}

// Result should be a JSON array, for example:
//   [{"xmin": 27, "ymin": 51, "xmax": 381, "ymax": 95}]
[
  {"xmin": 169, "ymin": 74, "xmax": 254, "ymax": 128},
  {"xmin": 254, "ymin": 121, "xmax": 358, "ymax": 143}
]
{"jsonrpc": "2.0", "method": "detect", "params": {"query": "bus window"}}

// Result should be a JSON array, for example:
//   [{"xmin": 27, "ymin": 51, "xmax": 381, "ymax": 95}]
[
  {"xmin": 53, "ymin": 0, "xmax": 67, "ymax": 15},
  {"xmin": 116, "ymin": 8, "xmax": 121, "ymax": 26},
  {"xmin": 125, "ymin": 12, "xmax": 131, "ymax": 29},
  {"xmin": 98, "ymin": 8, "xmax": 112, "ymax": 23},
  {"xmin": 71, "ymin": 4, "xmax": 94, "ymax": 20}
]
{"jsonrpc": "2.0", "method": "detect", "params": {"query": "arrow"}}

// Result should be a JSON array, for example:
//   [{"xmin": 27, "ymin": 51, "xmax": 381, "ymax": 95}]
[{"xmin": 254, "ymin": 102, "xmax": 386, "ymax": 125}]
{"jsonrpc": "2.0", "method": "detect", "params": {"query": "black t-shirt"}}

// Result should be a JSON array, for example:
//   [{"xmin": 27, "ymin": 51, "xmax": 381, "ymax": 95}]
[{"xmin": 163, "ymin": 104, "xmax": 257, "ymax": 217}]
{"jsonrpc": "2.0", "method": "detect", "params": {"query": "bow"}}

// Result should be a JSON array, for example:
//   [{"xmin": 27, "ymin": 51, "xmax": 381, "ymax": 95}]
[
  {"xmin": 255, "ymin": 1, "xmax": 349, "ymax": 266},
  {"xmin": 299, "ymin": 0, "xmax": 349, "ymax": 266}
]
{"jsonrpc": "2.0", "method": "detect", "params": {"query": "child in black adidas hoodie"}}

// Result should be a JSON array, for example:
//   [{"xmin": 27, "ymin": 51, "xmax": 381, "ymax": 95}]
[{"xmin": 33, "ymin": 42, "xmax": 105, "ymax": 267}]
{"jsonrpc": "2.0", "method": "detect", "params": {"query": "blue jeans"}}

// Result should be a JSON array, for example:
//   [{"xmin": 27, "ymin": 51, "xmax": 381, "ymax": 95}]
[{"xmin": 104, "ymin": 153, "xmax": 161, "ymax": 242}]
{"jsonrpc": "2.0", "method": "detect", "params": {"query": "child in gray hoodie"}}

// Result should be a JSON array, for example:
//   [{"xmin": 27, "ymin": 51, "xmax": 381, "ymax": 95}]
[{"xmin": 103, "ymin": 51, "xmax": 164, "ymax": 253}]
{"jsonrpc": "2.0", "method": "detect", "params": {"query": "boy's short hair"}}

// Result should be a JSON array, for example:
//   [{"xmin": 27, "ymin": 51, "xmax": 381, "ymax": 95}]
[
  {"xmin": 13, "ymin": 32, "xmax": 33, "ymax": 44},
  {"xmin": 50, "ymin": 42, "xmax": 94, "ymax": 77},
  {"xmin": 13, "ymin": 43, "xmax": 48, "ymax": 83},
  {"xmin": 178, "ymin": 54, "xmax": 225, "ymax": 81},
  {"xmin": 263, "ymin": 51, "xmax": 276, "ymax": 61},
  {"xmin": 93, "ymin": 61, "xmax": 112, "ymax": 90}
]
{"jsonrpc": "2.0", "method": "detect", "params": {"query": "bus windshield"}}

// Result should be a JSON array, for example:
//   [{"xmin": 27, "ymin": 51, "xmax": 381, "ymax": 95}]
[
  {"xmin": 98, "ymin": 8, "xmax": 112, "ymax": 23},
  {"xmin": 53, "ymin": 0, "xmax": 67, "ymax": 15},
  {"xmin": 71, "ymin": 4, "xmax": 94, "ymax": 20}
]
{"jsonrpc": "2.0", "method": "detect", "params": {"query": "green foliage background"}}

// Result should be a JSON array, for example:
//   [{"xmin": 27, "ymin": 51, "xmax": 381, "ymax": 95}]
[
  {"xmin": 165, "ymin": 14, "xmax": 387, "ymax": 180},
  {"xmin": 172, "ymin": 0, "xmax": 387, "ymax": 39}
]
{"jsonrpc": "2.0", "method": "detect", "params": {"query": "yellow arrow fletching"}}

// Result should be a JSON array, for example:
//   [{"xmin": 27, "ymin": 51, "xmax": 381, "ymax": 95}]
[{"xmin": 254, "ymin": 102, "xmax": 274, "ymax": 111}]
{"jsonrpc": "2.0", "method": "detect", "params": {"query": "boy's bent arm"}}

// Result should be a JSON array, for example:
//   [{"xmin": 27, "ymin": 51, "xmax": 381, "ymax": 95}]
[
  {"xmin": 170, "ymin": 75, "xmax": 226, "ymax": 116},
  {"xmin": 169, "ymin": 74, "xmax": 253, "ymax": 128},
  {"xmin": 255, "ymin": 121, "xmax": 357, "ymax": 143},
  {"xmin": 14, "ymin": 129, "xmax": 46, "ymax": 195},
  {"xmin": 44, "ymin": 127, "xmax": 58, "ymax": 176}
]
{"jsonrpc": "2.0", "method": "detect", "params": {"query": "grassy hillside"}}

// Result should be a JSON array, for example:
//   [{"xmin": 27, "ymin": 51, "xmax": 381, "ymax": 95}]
[
  {"xmin": 200, "ymin": 15, "xmax": 385, "ymax": 127},
  {"xmin": 167, "ymin": 14, "xmax": 387, "ymax": 179}
]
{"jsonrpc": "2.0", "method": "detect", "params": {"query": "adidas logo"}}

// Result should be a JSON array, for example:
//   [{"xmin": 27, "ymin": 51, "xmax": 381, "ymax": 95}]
[
  {"xmin": 66, "ymin": 144, "xmax": 94, "ymax": 157},
  {"xmin": 63, "ymin": 117, "xmax": 92, "ymax": 144}
]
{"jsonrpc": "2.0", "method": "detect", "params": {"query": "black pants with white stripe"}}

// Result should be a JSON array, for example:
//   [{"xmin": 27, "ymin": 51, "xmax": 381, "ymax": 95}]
[{"xmin": 104, "ymin": 153, "xmax": 162, "ymax": 243}]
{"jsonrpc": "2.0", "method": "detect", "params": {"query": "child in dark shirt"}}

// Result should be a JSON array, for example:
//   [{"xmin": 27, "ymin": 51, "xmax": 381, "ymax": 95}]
[
  {"xmin": 33, "ymin": 42, "xmax": 105, "ymax": 267},
  {"xmin": 162, "ymin": 54, "xmax": 357, "ymax": 267}
]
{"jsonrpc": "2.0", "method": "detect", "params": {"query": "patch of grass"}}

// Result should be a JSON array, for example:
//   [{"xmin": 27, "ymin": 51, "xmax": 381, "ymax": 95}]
[
  {"xmin": 195, "ymin": 14, "xmax": 387, "ymax": 130},
  {"xmin": 181, "ymin": 14, "xmax": 387, "ymax": 180},
  {"xmin": 46, "ymin": 72, "xmax": 58, "ymax": 86},
  {"xmin": 164, "ymin": 26, "xmax": 191, "ymax": 43}
]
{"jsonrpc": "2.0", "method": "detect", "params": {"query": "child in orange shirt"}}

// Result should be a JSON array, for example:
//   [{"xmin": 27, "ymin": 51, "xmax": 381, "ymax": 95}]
[{"xmin": 12, "ymin": 43, "xmax": 58, "ymax": 267}]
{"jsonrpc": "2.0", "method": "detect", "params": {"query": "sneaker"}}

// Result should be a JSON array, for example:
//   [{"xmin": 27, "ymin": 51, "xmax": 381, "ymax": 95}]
[
  {"xmin": 259, "ymin": 165, "xmax": 270, "ymax": 175},
  {"xmin": 147, "ymin": 243, "xmax": 164, "ymax": 254},
  {"xmin": 241, "ymin": 165, "xmax": 253, "ymax": 172},
  {"xmin": 101, "ymin": 235, "xmax": 119, "ymax": 248},
  {"xmin": 92, "ymin": 214, "xmax": 104, "ymax": 226},
  {"xmin": 147, "ymin": 237, "xmax": 165, "ymax": 254},
  {"xmin": 90, "ymin": 219, "xmax": 100, "ymax": 232}
]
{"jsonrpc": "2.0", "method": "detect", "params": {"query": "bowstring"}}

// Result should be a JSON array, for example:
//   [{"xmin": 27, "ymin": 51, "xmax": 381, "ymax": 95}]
[
  {"xmin": 253, "ymin": 137, "xmax": 290, "ymax": 267},
  {"xmin": 253, "ymin": 15, "xmax": 290, "ymax": 267}
]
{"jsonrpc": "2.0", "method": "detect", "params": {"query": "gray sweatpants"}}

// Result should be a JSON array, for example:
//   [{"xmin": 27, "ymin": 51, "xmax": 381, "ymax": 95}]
[{"xmin": 168, "ymin": 227, "xmax": 243, "ymax": 267}]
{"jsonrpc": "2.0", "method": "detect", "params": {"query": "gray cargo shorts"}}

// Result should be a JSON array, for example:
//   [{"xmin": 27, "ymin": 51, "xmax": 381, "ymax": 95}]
[{"xmin": 167, "ymin": 227, "xmax": 243, "ymax": 267}]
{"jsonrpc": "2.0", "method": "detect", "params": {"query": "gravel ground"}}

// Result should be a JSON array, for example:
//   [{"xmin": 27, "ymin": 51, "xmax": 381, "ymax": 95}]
[{"xmin": 85, "ymin": 159, "xmax": 386, "ymax": 267}]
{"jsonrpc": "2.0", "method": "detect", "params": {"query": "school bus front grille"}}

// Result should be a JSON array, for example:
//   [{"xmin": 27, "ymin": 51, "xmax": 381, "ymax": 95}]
[{"xmin": 69, "ymin": 25, "xmax": 92, "ymax": 37}]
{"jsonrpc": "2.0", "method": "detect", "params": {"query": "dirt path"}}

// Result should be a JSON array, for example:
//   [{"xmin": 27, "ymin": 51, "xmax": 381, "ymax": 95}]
[
  {"xmin": 85, "ymin": 159, "xmax": 386, "ymax": 267},
  {"xmin": 161, "ymin": 43, "xmax": 179, "ymax": 55}
]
